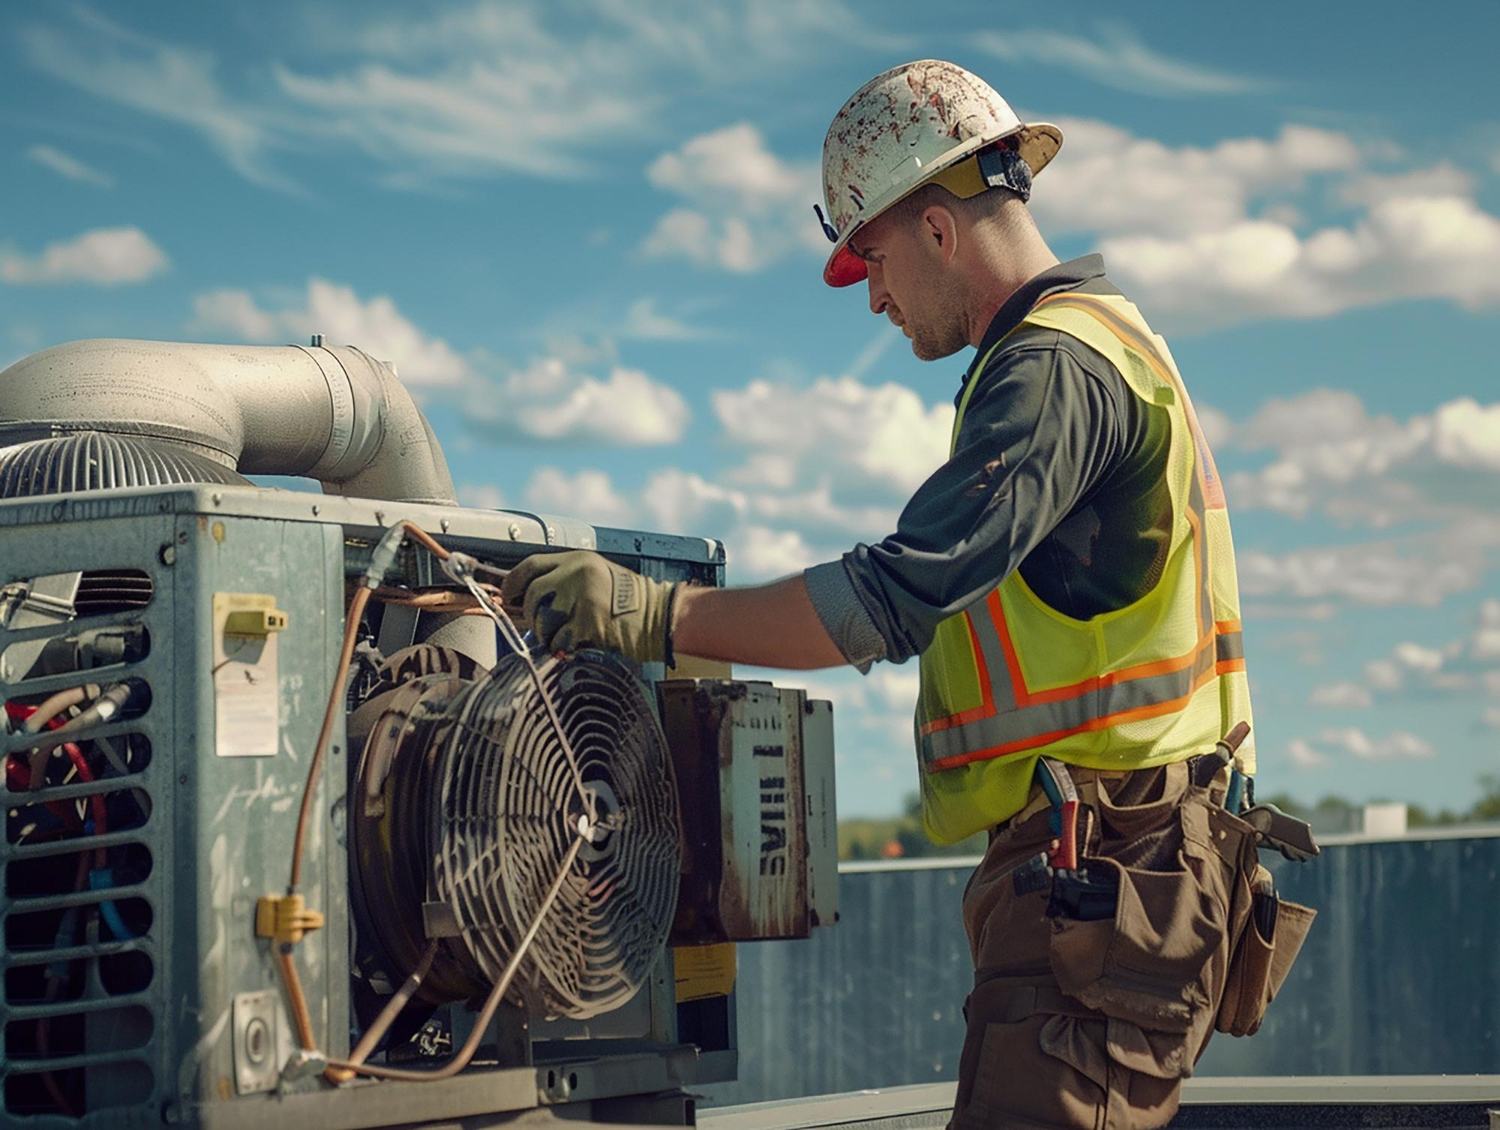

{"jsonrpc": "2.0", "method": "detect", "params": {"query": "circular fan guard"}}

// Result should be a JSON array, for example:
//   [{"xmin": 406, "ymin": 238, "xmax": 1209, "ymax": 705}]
[{"xmin": 351, "ymin": 648, "xmax": 680, "ymax": 1021}]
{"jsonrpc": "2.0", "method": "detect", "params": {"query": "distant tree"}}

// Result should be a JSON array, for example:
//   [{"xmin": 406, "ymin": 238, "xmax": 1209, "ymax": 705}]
[{"xmin": 1470, "ymin": 774, "xmax": 1500, "ymax": 822}]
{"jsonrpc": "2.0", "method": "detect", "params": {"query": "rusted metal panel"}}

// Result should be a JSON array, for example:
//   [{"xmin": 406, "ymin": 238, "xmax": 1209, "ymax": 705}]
[
  {"xmin": 802, "ymin": 699, "xmax": 838, "ymax": 931},
  {"xmin": 660, "ymin": 680, "xmax": 837, "ymax": 944}
]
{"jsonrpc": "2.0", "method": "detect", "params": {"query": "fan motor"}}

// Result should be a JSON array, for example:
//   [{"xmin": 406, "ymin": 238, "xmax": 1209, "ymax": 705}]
[{"xmin": 350, "ymin": 648, "xmax": 681, "ymax": 1023}]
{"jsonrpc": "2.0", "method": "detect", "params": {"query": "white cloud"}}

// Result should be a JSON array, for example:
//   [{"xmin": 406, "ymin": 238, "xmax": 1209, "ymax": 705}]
[
  {"xmin": 1432, "ymin": 399, "xmax": 1500, "ymax": 473},
  {"xmin": 0, "ymin": 226, "xmax": 168, "ymax": 286},
  {"xmin": 25, "ymin": 144, "xmax": 113, "ymax": 188},
  {"xmin": 21, "ymin": 9, "xmax": 288, "ymax": 191},
  {"xmin": 23, "ymin": 3, "xmax": 898, "ymax": 192},
  {"xmin": 464, "ymin": 358, "xmax": 689, "ymax": 446},
  {"xmin": 641, "ymin": 123, "xmax": 824, "ymax": 272},
  {"xmin": 1236, "ymin": 530, "xmax": 1494, "ymax": 608},
  {"xmin": 1025, "ymin": 116, "xmax": 1500, "ymax": 331},
  {"xmin": 1337, "ymin": 163, "xmax": 1475, "ymax": 207},
  {"xmin": 729, "ymin": 525, "xmax": 820, "ymax": 578},
  {"xmin": 1101, "ymin": 193, "xmax": 1500, "ymax": 331},
  {"xmin": 1287, "ymin": 738, "xmax": 1328, "ymax": 769},
  {"xmin": 1315, "ymin": 727, "xmax": 1435, "ymax": 761},
  {"xmin": 639, "ymin": 468, "xmax": 749, "ymax": 535},
  {"xmin": 1035, "ymin": 120, "xmax": 1358, "ymax": 239},
  {"xmin": 191, "ymin": 278, "xmax": 471, "ymax": 387},
  {"xmin": 1226, "ymin": 389, "xmax": 1500, "ymax": 526},
  {"xmin": 1308, "ymin": 603, "xmax": 1500, "ymax": 733},
  {"xmin": 976, "ymin": 24, "xmax": 1267, "ymax": 97},
  {"xmin": 714, "ymin": 374, "xmax": 953, "ymax": 497},
  {"xmin": 1285, "ymin": 727, "xmax": 1435, "ymax": 766},
  {"xmin": 1471, "ymin": 600, "xmax": 1500, "ymax": 663},
  {"xmin": 457, "ymin": 482, "xmax": 505, "ymax": 509},
  {"xmin": 620, "ymin": 297, "xmax": 715, "ymax": 341},
  {"xmin": 524, "ymin": 468, "xmax": 634, "ymax": 526},
  {"xmin": 1309, "ymin": 681, "xmax": 1373, "ymax": 708}
]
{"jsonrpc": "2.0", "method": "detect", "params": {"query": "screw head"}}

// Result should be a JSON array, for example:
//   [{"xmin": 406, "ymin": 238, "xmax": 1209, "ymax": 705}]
[
  {"xmin": 508, "ymin": 522, "xmax": 521, "ymax": 540},
  {"xmin": 159, "ymin": 544, "xmax": 177, "ymax": 566}
]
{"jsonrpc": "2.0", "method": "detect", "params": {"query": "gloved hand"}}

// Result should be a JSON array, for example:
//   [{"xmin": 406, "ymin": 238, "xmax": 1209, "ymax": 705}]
[{"xmin": 500, "ymin": 551, "xmax": 677, "ymax": 664}]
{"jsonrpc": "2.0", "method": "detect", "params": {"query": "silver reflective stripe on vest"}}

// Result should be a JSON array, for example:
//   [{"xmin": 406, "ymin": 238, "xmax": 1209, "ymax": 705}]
[{"xmin": 1215, "ymin": 631, "xmax": 1243, "ymax": 663}]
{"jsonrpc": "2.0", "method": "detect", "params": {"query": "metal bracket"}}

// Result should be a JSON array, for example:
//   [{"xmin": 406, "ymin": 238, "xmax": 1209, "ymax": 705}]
[{"xmin": 231, "ymin": 990, "xmax": 280, "ymax": 1095}]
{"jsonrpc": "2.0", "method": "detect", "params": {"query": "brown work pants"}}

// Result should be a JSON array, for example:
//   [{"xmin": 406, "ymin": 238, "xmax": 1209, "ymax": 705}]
[{"xmin": 950, "ymin": 760, "xmax": 1234, "ymax": 1130}]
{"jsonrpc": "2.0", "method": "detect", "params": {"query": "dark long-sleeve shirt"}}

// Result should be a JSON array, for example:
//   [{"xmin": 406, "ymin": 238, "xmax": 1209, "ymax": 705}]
[{"xmin": 804, "ymin": 255, "xmax": 1174, "ymax": 671}]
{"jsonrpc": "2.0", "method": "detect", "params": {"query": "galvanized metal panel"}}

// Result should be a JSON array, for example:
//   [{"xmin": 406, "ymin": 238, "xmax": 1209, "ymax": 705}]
[{"xmin": 701, "ymin": 833, "xmax": 1500, "ymax": 1107}]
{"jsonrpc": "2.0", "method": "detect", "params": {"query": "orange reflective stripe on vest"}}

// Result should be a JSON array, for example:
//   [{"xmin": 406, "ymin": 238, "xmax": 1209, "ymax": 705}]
[{"xmin": 915, "ymin": 290, "xmax": 1254, "ymax": 844}]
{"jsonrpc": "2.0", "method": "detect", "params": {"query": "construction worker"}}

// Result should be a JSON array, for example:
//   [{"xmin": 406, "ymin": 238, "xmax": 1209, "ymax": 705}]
[{"xmin": 505, "ymin": 60, "xmax": 1266, "ymax": 1130}]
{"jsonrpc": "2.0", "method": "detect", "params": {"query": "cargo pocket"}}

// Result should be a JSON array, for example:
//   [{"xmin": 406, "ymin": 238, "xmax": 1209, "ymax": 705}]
[
  {"xmin": 1215, "ymin": 891, "xmax": 1316, "ymax": 1037},
  {"xmin": 1046, "ymin": 767, "xmax": 1232, "ymax": 1079},
  {"xmin": 954, "ymin": 1012, "xmax": 1109, "ymax": 1130}
]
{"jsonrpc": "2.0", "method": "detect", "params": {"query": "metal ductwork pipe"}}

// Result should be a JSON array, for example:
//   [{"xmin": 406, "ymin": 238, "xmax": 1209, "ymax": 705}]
[
  {"xmin": 0, "ymin": 338, "xmax": 495, "ymax": 664},
  {"xmin": 0, "ymin": 338, "xmax": 457, "ymax": 505}
]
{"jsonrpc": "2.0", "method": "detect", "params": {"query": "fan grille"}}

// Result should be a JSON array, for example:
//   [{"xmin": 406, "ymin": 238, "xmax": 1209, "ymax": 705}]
[{"xmin": 431, "ymin": 650, "xmax": 680, "ymax": 1019}]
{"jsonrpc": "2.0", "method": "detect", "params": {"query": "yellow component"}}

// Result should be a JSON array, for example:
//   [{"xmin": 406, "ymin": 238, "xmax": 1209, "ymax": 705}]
[
  {"xmin": 216, "ymin": 592, "xmax": 289, "ymax": 638},
  {"xmin": 255, "ymin": 894, "xmax": 325, "ymax": 945},
  {"xmin": 672, "ymin": 943, "xmax": 737, "ymax": 1002}
]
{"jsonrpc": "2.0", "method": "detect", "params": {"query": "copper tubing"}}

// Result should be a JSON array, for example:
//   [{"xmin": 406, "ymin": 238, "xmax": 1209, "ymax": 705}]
[
  {"xmin": 322, "ymin": 939, "xmax": 440, "ymax": 1084},
  {"xmin": 370, "ymin": 585, "xmax": 505, "ymax": 614},
  {"xmin": 322, "ymin": 833, "xmax": 584, "ymax": 1082},
  {"xmin": 396, "ymin": 520, "xmax": 450, "ymax": 562},
  {"xmin": 289, "ymin": 584, "xmax": 370, "ymax": 892},
  {"xmin": 277, "ymin": 518, "xmax": 578, "ymax": 1086},
  {"xmin": 277, "ymin": 948, "xmax": 317, "ymax": 1050}
]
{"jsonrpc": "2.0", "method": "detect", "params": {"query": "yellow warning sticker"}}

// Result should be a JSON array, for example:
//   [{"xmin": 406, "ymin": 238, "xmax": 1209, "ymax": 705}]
[{"xmin": 672, "ymin": 943, "xmax": 737, "ymax": 1002}]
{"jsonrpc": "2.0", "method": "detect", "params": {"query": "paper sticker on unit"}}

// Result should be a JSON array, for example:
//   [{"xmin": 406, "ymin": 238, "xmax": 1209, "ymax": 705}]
[{"xmin": 213, "ymin": 592, "xmax": 288, "ymax": 758}]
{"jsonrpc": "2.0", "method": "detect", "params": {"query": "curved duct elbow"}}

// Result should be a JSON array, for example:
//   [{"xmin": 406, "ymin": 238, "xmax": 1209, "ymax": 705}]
[{"xmin": 0, "ymin": 338, "xmax": 457, "ymax": 505}]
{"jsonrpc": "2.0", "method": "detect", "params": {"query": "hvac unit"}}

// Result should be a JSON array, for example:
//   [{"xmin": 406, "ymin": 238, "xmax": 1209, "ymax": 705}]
[{"xmin": 0, "ymin": 340, "xmax": 838, "ymax": 1128}]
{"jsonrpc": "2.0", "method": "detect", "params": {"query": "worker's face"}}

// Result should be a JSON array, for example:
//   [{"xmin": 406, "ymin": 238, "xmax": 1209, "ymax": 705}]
[{"xmin": 854, "ymin": 210, "xmax": 968, "ymax": 361}]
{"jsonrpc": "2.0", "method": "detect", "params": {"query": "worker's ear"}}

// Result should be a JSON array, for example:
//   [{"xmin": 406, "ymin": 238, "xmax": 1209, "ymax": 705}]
[{"xmin": 920, "ymin": 205, "xmax": 959, "ymax": 267}]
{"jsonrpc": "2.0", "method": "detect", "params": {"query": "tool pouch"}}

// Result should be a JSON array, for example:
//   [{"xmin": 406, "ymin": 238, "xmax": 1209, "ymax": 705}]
[
  {"xmin": 1046, "ymin": 762, "xmax": 1230, "ymax": 1079},
  {"xmin": 1214, "ymin": 859, "xmax": 1316, "ymax": 1037}
]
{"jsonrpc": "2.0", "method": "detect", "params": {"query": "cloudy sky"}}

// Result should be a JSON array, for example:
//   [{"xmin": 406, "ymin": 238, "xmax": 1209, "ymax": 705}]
[{"xmin": 4, "ymin": 1, "xmax": 1498, "ymax": 818}]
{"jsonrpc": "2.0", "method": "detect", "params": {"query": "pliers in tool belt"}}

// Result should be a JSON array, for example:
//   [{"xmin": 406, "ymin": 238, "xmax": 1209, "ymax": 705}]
[{"xmin": 1036, "ymin": 757, "xmax": 1080, "ymax": 871}]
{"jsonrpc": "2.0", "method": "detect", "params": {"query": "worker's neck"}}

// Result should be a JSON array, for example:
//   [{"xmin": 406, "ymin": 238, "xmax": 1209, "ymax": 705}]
[{"xmin": 965, "ymin": 233, "xmax": 1061, "ymax": 349}]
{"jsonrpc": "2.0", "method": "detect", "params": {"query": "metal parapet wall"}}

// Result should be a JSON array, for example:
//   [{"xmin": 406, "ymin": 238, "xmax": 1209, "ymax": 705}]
[{"xmin": 701, "ymin": 829, "xmax": 1500, "ymax": 1108}]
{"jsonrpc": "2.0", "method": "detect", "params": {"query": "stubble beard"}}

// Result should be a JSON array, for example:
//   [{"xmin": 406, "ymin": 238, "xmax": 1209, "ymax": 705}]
[{"xmin": 908, "ymin": 315, "xmax": 969, "ymax": 362}]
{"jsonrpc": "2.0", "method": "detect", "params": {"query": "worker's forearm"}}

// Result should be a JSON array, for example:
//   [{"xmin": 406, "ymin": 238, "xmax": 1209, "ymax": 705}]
[{"xmin": 672, "ymin": 575, "xmax": 849, "ymax": 670}]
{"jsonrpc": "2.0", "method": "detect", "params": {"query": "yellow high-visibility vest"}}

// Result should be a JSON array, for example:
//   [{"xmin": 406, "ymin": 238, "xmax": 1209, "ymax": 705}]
[{"xmin": 917, "ymin": 292, "xmax": 1253, "ymax": 844}]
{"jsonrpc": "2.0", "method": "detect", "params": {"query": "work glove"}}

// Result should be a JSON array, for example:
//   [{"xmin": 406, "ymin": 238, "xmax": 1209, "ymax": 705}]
[{"xmin": 500, "ymin": 550, "xmax": 677, "ymax": 665}]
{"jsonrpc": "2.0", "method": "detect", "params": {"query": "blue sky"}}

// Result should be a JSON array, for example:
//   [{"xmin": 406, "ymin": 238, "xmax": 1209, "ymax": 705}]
[{"xmin": 4, "ymin": 1, "xmax": 1499, "ymax": 818}]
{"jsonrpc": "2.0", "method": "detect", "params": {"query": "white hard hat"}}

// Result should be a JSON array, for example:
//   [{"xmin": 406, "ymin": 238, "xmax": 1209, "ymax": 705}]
[{"xmin": 817, "ymin": 60, "xmax": 1063, "ymax": 288}]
